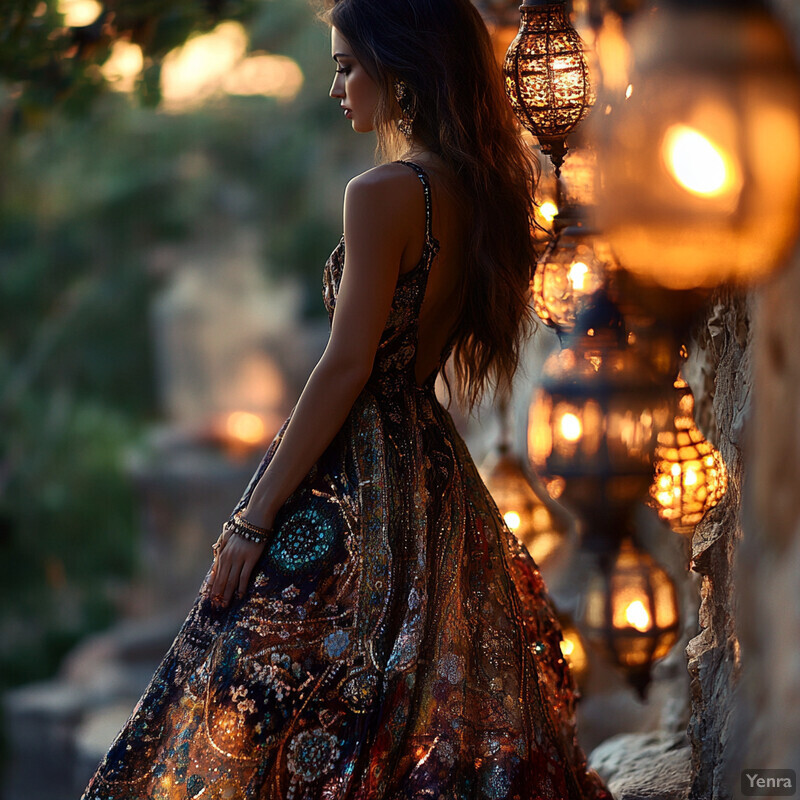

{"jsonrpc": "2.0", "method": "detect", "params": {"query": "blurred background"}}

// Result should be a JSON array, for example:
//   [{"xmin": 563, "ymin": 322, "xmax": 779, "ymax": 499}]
[
  {"xmin": 3, "ymin": 1, "xmax": 800, "ymax": 799},
  {"xmin": 0, "ymin": 0, "xmax": 383, "ymax": 793}
]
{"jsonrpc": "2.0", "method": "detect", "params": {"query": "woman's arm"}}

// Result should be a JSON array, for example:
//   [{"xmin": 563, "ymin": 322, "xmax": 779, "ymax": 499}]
[{"xmin": 207, "ymin": 165, "xmax": 418, "ymax": 606}]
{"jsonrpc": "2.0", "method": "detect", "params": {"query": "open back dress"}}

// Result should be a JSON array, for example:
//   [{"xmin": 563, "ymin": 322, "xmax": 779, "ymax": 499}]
[{"xmin": 81, "ymin": 161, "xmax": 613, "ymax": 800}]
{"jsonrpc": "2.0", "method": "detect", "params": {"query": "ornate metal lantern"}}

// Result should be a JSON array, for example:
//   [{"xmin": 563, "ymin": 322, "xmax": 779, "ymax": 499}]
[
  {"xmin": 527, "ymin": 295, "xmax": 673, "ymax": 557},
  {"xmin": 649, "ymin": 375, "xmax": 727, "ymax": 535},
  {"xmin": 579, "ymin": 535, "xmax": 680, "ymax": 699},
  {"xmin": 480, "ymin": 398, "xmax": 572, "ymax": 570},
  {"xmin": 532, "ymin": 219, "xmax": 618, "ymax": 340},
  {"xmin": 481, "ymin": 444, "xmax": 571, "ymax": 569},
  {"xmin": 504, "ymin": 0, "xmax": 596, "ymax": 173},
  {"xmin": 594, "ymin": 0, "xmax": 800, "ymax": 289}
]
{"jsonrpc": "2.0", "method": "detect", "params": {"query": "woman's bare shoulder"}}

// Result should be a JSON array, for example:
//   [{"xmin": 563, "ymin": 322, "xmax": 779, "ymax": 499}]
[{"xmin": 345, "ymin": 162, "xmax": 423, "ymax": 204}]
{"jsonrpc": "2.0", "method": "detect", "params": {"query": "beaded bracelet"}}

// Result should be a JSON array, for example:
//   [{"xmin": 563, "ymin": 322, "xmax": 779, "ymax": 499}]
[{"xmin": 222, "ymin": 510, "xmax": 273, "ymax": 545}]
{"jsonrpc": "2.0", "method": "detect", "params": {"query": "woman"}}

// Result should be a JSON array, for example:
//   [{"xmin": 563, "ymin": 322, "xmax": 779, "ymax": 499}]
[{"xmin": 82, "ymin": 0, "xmax": 614, "ymax": 797}]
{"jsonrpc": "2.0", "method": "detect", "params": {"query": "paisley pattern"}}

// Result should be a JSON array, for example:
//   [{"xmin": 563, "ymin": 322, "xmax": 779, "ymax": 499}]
[{"xmin": 81, "ymin": 162, "xmax": 613, "ymax": 800}]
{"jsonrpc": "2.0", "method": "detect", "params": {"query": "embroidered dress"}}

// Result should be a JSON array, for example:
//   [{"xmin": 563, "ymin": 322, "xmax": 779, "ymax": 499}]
[{"xmin": 81, "ymin": 162, "xmax": 613, "ymax": 800}]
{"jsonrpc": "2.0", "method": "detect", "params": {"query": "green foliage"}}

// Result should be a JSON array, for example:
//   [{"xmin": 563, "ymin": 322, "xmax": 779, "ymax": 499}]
[
  {"xmin": 0, "ymin": 0, "xmax": 375, "ymax": 693},
  {"xmin": 0, "ymin": 0, "xmax": 262, "ymax": 123},
  {"xmin": 0, "ymin": 393, "xmax": 140, "ymax": 688}
]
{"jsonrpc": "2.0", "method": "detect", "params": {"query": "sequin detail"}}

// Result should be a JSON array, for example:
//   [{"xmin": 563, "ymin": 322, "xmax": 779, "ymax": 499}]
[
  {"xmin": 287, "ymin": 728, "xmax": 341, "ymax": 782},
  {"xmin": 268, "ymin": 503, "xmax": 337, "ymax": 575},
  {"xmin": 81, "ymin": 161, "xmax": 613, "ymax": 800}
]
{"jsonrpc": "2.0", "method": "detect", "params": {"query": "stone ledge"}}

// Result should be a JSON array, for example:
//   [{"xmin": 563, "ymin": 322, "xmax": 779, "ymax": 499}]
[{"xmin": 589, "ymin": 730, "xmax": 692, "ymax": 800}]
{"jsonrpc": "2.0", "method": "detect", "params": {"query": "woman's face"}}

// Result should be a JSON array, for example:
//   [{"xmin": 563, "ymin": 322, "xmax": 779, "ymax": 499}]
[{"xmin": 329, "ymin": 27, "xmax": 380, "ymax": 134}]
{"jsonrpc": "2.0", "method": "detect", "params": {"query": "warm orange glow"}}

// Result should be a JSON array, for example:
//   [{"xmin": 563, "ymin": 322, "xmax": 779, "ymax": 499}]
[
  {"xmin": 559, "ymin": 413, "xmax": 583, "ymax": 442},
  {"xmin": 539, "ymin": 201, "xmax": 559, "ymax": 223},
  {"xmin": 161, "ymin": 21, "xmax": 249, "ymax": 108},
  {"xmin": 625, "ymin": 600, "xmax": 651, "ymax": 631},
  {"xmin": 58, "ymin": 0, "xmax": 102, "ymax": 26},
  {"xmin": 225, "ymin": 411, "xmax": 267, "ymax": 446},
  {"xmin": 101, "ymin": 40, "xmax": 144, "ymax": 92},
  {"xmin": 568, "ymin": 260, "xmax": 590, "ymax": 291},
  {"xmin": 594, "ymin": 12, "xmax": 630, "ymax": 94},
  {"xmin": 558, "ymin": 620, "xmax": 589, "ymax": 685},
  {"xmin": 650, "ymin": 377, "xmax": 729, "ymax": 533},
  {"xmin": 662, "ymin": 124, "xmax": 740, "ymax": 198},
  {"xmin": 224, "ymin": 54, "xmax": 304, "ymax": 99},
  {"xmin": 503, "ymin": 511, "xmax": 522, "ymax": 531}
]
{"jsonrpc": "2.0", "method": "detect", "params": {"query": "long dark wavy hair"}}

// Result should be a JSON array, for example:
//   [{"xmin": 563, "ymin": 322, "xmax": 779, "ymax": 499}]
[{"xmin": 323, "ymin": 0, "xmax": 539, "ymax": 410}]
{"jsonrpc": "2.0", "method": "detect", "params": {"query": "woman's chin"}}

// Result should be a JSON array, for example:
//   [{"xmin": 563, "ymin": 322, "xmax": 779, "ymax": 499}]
[{"xmin": 351, "ymin": 119, "xmax": 375, "ymax": 134}]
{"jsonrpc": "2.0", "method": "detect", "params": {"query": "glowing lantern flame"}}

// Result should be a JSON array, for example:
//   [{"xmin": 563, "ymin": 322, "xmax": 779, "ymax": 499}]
[
  {"xmin": 662, "ymin": 124, "xmax": 739, "ymax": 198},
  {"xmin": 625, "ymin": 600, "xmax": 651, "ymax": 631},
  {"xmin": 539, "ymin": 201, "xmax": 559, "ymax": 223},
  {"xmin": 503, "ymin": 511, "xmax": 522, "ymax": 531},
  {"xmin": 559, "ymin": 413, "xmax": 583, "ymax": 442},
  {"xmin": 568, "ymin": 261, "xmax": 590, "ymax": 291}
]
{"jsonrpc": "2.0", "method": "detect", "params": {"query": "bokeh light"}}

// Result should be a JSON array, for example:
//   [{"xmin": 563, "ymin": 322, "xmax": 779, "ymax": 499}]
[
  {"xmin": 101, "ymin": 40, "xmax": 144, "ymax": 93},
  {"xmin": 58, "ymin": 0, "xmax": 103, "ymax": 27}
]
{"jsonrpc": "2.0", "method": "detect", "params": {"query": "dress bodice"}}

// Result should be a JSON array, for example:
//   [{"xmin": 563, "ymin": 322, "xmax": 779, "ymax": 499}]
[{"xmin": 322, "ymin": 161, "xmax": 448, "ymax": 396}]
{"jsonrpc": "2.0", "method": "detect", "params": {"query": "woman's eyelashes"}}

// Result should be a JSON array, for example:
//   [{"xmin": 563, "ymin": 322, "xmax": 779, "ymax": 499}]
[{"xmin": 335, "ymin": 66, "xmax": 351, "ymax": 75}]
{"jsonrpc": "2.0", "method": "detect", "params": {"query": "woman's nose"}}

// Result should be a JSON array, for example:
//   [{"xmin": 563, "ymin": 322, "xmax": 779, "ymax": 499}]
[{"xmin": 330, "ymin": 73, "xmax": 344, "ymax": 99}]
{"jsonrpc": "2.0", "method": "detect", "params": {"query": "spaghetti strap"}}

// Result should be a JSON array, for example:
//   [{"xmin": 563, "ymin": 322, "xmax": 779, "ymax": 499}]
[{"xmin": 395, "ymin": 159, "xmax": 438, "ymax": 251}]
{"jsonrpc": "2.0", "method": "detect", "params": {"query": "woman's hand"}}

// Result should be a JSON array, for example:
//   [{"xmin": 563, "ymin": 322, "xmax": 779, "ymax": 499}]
[{"xmin": 206, "ymin": 513, "xmax": 269, "ymax": 608}]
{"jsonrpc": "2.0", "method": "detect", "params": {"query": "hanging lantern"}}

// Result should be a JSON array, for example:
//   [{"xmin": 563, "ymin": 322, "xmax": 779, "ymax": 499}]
[
  {"xmin": 594, "ymin": 0, "xmax": 800, "ymax": 289},
  {"xmin": 504, "ymin": 0, "xmax": 596, "ymax": 173},
  {"xmin": 579, "ymin": 534, "xmax": 680, "ymax": 699},
  {"xmin": 480, "ymin": 443, "xmax": 571, "ymax": 569},
  {"xmin": 528, "ymin": 294, "xmax": 673, "ymax": 557},
  {"xmin": 532, "ymin": 217, "xmax": 618, "ymax": 340},
  {"xmin": 649, "ymin": 375, "xmax": 728, "ymax": 535},
  {"xmin": 559, "ymin": 138, "xmax": 598, "ymax": 209}
]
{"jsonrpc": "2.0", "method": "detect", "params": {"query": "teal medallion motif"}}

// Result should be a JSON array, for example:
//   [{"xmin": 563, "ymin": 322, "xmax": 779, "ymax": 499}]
[{"xmin": 268, "ymin": 504, "xmax": 337, "ymax": 575}]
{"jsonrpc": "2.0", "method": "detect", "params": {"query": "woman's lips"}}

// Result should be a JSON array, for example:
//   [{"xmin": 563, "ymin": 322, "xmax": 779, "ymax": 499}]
[{"xmin": 343, "ymin": 108, "xmax": 352, "ymax": 119}]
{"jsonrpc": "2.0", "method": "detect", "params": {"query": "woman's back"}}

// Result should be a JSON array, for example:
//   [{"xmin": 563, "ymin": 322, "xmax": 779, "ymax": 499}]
[{"xmin": 355, "ymin": 158, "xmax": 467, "ymax": 387}]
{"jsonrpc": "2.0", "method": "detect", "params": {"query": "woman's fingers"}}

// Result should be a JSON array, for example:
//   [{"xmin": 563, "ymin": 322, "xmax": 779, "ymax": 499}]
[
  {"xmin": 210, "ymin": 551, "xmax": 233, "ymax": 601},
  {"xmin": 237, "ymin": 556, "xmax": 256, "ymax": 600},
  {"xmin": 207, "ymin": 535, "xmax": 264, "ymax": 607}
]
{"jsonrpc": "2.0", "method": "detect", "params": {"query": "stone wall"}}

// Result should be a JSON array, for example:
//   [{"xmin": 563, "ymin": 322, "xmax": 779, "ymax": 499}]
[
  {"xmin": 682, "ymin": 289, "xmax": 751, "ymax": 800},
  {"xmin": 682, "ymin": 2, "xmax": 800, "ymax": 798},
  {"xmin": 728, "ymin": 248, "xmax": 800, "ymax": 787}
]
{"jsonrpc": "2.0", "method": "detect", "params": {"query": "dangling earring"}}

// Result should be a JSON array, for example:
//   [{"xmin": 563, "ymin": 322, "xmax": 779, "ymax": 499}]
[{"xmin": 393, "ymin": 78, "xmax": 416, "ymax": 138}]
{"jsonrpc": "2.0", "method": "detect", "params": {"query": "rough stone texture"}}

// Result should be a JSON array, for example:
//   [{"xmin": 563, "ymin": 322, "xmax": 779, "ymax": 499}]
[
  {"xmin": 678, "ymin": 4, "xmax": 800, "ymax": 798},
  {"xmin": 589, "ymin": 730, "xmax": 692, "ymax": 800},
  {"xmin": 680, "ymin": 288, "xmax": 751, "ymax": 800},
  {"xmin": 726, "ymin": 240, "xmax": 800, "ymax": 790}
]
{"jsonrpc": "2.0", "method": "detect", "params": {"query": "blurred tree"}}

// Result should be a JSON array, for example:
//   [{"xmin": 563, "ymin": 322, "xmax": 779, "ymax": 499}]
[
  {"xmin": 0, "ymin": 0, "xmax": 261, "ymax": 126},
  {"xmin": 0, "ymin": 0, "xmax": 374, "ymax": 698}
]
